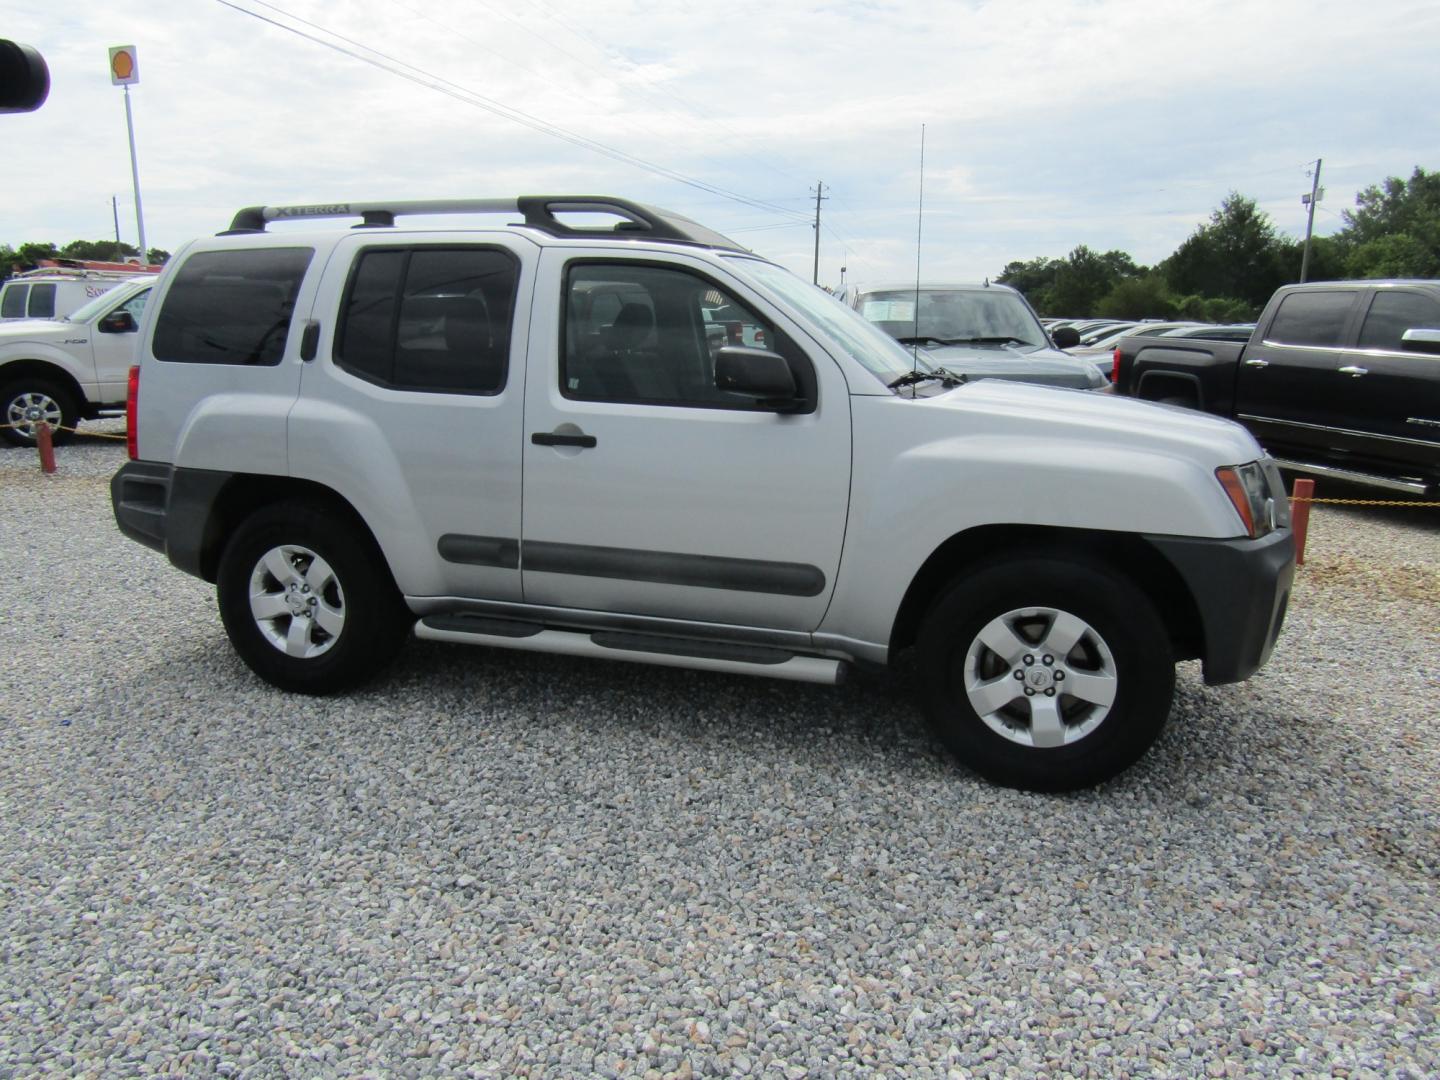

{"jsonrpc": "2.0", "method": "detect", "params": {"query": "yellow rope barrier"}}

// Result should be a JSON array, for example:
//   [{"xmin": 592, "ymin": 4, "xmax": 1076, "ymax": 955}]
[
  {"xmin": 0, "ymin": 420, "xmax": 128, "ymax": 440},
  {"xmin": 1290, "ymin": 497, "xmax": 1440, "ymax": 508}
]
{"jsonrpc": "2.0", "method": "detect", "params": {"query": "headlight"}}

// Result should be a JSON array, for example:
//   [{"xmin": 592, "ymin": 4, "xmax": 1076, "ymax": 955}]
[{"xmin": 1216, "ymin": 461, "xmax": 1282, "ymax": 538}]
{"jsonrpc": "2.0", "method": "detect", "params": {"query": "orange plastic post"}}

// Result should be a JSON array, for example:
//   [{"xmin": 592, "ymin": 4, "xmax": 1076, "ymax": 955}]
[
  {"xmin": 1290, "ymin": 478, "xmax": 1314, "ymax": 566},
  {"xmin": 36, "ymin": 422, "xmax": 56, "ymax": 474}
]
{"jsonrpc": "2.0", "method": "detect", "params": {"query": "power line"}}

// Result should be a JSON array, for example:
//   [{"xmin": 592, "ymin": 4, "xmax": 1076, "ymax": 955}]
[{"xmin": 213, "ymin": 0, "xmax": 808, "ymax": 222}]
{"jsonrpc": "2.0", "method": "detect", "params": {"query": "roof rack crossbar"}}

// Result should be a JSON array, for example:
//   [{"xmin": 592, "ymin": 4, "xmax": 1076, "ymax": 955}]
[{"xmin": 220, "ymin": 195, "xmax": 746, "ymax": 251}]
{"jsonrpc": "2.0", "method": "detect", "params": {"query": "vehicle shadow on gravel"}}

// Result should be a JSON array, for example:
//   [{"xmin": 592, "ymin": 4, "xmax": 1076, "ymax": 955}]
[{"xmin": 120, "ymin": 628, "xmax": 1271, "ymax": 809}]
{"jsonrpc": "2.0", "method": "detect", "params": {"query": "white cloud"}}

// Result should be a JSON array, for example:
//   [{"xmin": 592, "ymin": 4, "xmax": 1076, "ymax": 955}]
[{"xmin": 3, "ymin": 0, "xmax": 1435, "ymax": 285}]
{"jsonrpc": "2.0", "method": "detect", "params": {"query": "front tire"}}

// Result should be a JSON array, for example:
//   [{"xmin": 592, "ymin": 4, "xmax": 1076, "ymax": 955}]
[
  {"xmin": 915, "ymin": 555, "xmax": 1175, "ymax": 791},
  {"xmin": 1, "ymin": 377, "xmax": 79, "ymax": 447},
  {"xmin": 217, "ymin": 500, "xmax": 409, "ymax": 694}
]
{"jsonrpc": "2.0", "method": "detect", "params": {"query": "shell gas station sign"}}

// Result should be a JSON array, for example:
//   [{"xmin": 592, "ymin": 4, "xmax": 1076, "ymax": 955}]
[{"xmin": 108, "ymin": 45, "xmax": 138, "ymax": 86}]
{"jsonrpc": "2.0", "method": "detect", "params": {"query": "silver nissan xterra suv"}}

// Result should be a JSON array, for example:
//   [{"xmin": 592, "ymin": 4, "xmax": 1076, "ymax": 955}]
[{"xmin": 112, "ymin": 197, "xmax": 1294, "ymax": 791}]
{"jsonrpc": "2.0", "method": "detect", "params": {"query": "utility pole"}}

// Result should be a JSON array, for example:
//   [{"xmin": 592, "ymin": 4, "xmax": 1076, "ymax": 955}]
[
  {"xmin": 811, "ymin": 180, "xmax": 827, "ymax": 285},
  {"xmin": 1300, "ymin": 158, "xmax": 1322, "ymax": 283},
  {"xmin": 112, "ymin": 196, "xmax": 122, "ymax": 262}
]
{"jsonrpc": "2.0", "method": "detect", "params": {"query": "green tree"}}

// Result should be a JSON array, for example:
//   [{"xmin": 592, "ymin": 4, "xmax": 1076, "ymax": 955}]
[
  {"xmin": 1047, "ymin": 245, "xmax": 1136, "ymax": 315},
  {"xmin": 61, "ymin": 238, "xmax": 140, "ymax": 262},
  {"xmin": 1096, "ymin": 275, "xmax": 1177, "ymax": 320},
  {"xmin": 996, "ymin": 255, "xmax": 1062, "ymax": 312},
  {"xmin": 15, "ymin": 241, "xmax": 58, "ymax": 268},
  {"xmin": 1164, "ymin": 193, "xmax": 1288, "ymax": 308}
]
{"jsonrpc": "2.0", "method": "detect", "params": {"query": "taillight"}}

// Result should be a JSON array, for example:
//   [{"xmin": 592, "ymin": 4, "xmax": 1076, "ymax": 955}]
[
  {"xmin": 1111, "ymin": 346, "xmax": 1121, "ymax": 383},
  {"xmin": 125, "ymin": 364, "xmax": 140, "ymax": 460}
]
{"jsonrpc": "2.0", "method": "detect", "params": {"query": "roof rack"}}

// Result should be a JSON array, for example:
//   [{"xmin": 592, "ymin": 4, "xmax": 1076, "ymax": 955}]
[{"xmin": 221, "ymin": 196, "xmax": 747, "ymax": 252}]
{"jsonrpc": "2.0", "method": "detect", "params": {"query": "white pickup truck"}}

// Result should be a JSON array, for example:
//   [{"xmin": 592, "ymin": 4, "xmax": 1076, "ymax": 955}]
[
  {"xmin": 111, "ymin": 197, "xmax": 1294, "ymax": 791},
  {"xmin": 0, "ymin": 278, "xmax": 152, "ymax": 446}
]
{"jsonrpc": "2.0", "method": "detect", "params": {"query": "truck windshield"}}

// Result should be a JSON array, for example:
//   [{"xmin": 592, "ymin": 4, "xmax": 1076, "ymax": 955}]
[
  {"xmin": 858, "ymin": 288, "xmax": 1049, "ymax": 350},
  {"xmin": 728, "ymin": 258, "xmax": 915, "ymax": 386}
]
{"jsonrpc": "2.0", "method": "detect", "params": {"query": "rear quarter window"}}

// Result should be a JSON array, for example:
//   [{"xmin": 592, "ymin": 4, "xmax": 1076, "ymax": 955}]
[
  {"xmin": 152, "ymin": 247, "xmax": 314, "ymax": 365},
  {"xmin": 1, "ymin": 284, "xmax": 28, "ymax": 319},
  {"xmin": 27, "ymin": 283, "xmax": 56, "ymax": 318}
]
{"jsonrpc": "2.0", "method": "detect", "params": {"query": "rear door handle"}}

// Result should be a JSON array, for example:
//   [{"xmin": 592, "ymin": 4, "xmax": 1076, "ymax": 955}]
[
  {"xmin": 531, "ymin": 431, "xmax": 597, "ymax": 448},
  {"xmin": 1338, "ymin": 365, "xmax": 1368, "ymax": 377},
  {"xmin": 1243, "ymin": 357, "xmax": 1269, "ymax": 368}
]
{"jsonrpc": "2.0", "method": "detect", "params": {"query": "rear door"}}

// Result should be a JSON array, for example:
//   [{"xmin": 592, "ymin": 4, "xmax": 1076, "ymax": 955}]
[
  {"xmin": 519, "ymin": 249, "xmax": 852, "ymax": 633},
  {"xmin": 1343, "ymin": 286, "xmax": 1440, "ymax": 473},
  {"xmin": 291, "ymin": 232, "xmax": 534, "ymax": 602},
  {"xmin": 1234, "ymin": 288, "xmax": 1363, "ymax": 457}
]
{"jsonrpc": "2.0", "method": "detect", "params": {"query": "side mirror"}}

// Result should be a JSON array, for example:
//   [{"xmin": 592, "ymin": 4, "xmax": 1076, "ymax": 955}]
[
  {"xmin": 1051, "ymin": 326, "xmax": 1081, "ymax": 349},
  {"xmin": 1400, "ymin": 328, "xmax": 1440, "ymax": 355},
  {"xmin": 715, "ymin": 346, "xmax": 799, "ymax": 408},
  {"xmin": 99, "ymin": 311, "xmax": 137, "ymax": 334}
]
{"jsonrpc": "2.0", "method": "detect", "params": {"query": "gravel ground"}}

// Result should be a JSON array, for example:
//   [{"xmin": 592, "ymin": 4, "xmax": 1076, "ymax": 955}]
[{"xmin": 1, "ymin": 429, "xmax": 1437, "ymax": 1079}]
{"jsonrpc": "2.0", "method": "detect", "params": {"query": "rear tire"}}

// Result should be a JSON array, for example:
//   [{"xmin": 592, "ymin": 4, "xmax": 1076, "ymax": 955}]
[
  {"xmin": 217, "ymin": 500, "xmax": 410, "ymax": 694},
  {"xmin": 915, "ymin": 554, "xmax": 1175, "ymax": 791},
  {"xmin": 1, "ymin": 377, "xmax": 79, "ymax": 447}
]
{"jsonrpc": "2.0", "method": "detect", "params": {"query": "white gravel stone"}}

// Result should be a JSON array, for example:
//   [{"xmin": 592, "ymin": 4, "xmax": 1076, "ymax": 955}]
[{"xmin": 0, "ymin": 434, "xmax": 1436, "ymax": 1077}]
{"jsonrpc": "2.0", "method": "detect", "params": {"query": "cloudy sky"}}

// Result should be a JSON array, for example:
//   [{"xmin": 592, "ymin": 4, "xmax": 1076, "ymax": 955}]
[{"xmin": 4, "ymin": 1, "xmax": 1436, "ymax": 287}]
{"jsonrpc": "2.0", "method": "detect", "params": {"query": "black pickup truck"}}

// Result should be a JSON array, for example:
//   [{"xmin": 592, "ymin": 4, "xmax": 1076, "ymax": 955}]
[{"xmin": 1113, "ymin": 280, "xmax": 1440, "ymax": 495}]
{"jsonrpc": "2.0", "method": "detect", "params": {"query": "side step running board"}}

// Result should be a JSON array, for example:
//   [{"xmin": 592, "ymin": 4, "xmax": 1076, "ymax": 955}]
[
  {"xmin": 415, "ymin": 616, "xmax": 847, "ymax": 685},
  {"xmin": 1271, "ymin": 459, "xmax": 1430, "ymax": 495}
]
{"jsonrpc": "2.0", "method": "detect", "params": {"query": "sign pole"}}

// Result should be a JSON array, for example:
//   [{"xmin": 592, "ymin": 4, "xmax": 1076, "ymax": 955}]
[
  {"xmin": 109, "ymin": 46, "xmax": 147, "ymax": 266},
  {"xmin": 122, "ymin": 84, "xmax": 148, "ymax": 265}
]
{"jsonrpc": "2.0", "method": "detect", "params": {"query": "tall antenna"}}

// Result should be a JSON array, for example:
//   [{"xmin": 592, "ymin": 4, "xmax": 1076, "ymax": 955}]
[{"xmin": 912, "ymin": 123, "xmax": 926, "ymax": 373}]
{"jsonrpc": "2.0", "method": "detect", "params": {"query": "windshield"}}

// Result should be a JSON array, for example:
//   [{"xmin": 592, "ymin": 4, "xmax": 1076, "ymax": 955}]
[
  {"xmin": 66, "ymin": 282, "xmax": 146, "ymax": 324},
  {"xmin": 857, "ymin": 288, "xmax": 1049, "ymax": 350},
  {"xmin": 727, "ymin": 258, "xmax": 916, "ymax": 386}
]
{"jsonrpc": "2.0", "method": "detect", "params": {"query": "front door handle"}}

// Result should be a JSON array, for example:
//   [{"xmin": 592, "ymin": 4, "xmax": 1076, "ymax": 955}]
[
  {"xmin": 1243, "ymin": 357, "xmax": 1269, "ymax": 368},
  {"xmin": 1338, "ymin": 365, "xmax": 1368, "ymax": 377},
  {"xmin": 531, "ymin": 431, "xmax": 597, "ymax": 448}
]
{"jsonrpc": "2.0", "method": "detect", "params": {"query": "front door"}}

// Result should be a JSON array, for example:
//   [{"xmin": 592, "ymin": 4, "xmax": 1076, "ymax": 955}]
[
  {"xmin": 1235, "ymin": 287, "xmax": 1363, "ymax": 457},
  {"xmin": 520, "ymin": 251, "xmax": 851, "ymax": 632},
  {"xmin": 91, "ymin": 285, "xmax": 152, "ymax": 401}
]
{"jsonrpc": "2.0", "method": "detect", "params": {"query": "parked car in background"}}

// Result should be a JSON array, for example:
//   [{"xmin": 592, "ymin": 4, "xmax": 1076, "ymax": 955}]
[
  {"xmin": 1, "ymin": 261, "xmax": 160, "ymax": 322},
  {"xmin": 1070, "ymin": 321, "xmax": 1202, "ymax": 357},
  {"xmin": 0, "ymin": 277, "xmax": 153, "ymax": 446},
  {"xmin": 1113, "ymin": 280, "xmax": 1440, "ymax": 495},
  {"xmin": 837, "ymin": 283, "xmax": 1109, "ymax": 390},
  {"xmin": 1077, "ymin": 321, "xmax": 1138, "ymax": 346},
  {"xmin": 1160, "ymin": 324, "xmax": 1257, "ymax": 343}
]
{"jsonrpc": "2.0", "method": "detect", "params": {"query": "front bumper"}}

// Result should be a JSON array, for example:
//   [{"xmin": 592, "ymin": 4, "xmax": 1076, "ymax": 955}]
[{"xmin": 1144, "ymin": 528, "xmax": 1295, "ymax": 685}]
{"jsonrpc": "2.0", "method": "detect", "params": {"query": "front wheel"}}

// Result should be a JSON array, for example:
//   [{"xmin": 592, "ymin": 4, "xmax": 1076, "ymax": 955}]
[
  {"xmin": 915, "ymin": 556, "xmax": 1175, "ymax": 791},
  {"xmin": 1, "ymin": 377, "xmax": 79, "ymax": 447},
  {"xmin": 217, "ymin": 500, "xmax": 409, "ymax": 694}
]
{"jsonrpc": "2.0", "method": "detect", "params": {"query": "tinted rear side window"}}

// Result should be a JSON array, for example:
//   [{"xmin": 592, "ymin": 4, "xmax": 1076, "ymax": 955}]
[
  {"xmin": 27, "ymin": 283, "xmax": 56, "ymax": 318},
  {"xmin": 334, "ymin": 246, "xmax": 517, "ymax": 395},
  {"xmin": 153, "ymin": 247, "xmax": 314, "ymax": 365},
  {"xmin": 1, "ymin": 285, "xmax": 27, "ymax": 318},
  {"xmin": 1266, "ymin": 291, "xmax": 1356, "ymax": 348},
  {"xmin": 1356, "ymin": 290, "xmax": 1440, "ymax": 351}
]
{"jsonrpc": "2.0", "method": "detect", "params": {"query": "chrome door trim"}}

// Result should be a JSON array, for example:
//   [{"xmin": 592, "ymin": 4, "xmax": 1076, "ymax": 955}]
[{"xmin": 1237, "ymin": 414, "xmax": 1438, "ymax": 449}]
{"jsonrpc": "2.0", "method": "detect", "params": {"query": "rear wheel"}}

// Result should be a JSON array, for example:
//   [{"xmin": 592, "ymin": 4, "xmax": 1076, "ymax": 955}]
[
  {"xmin": 1, "ymin": 377, "xmax": 79, "ymax": 447},
  {"xmin": 915, "ymin": 555, "xmax": 1175, "ymax": 791},
  {"xmin": 217, "ymin": 500, "xmax": 409, "ymax": 694}
]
